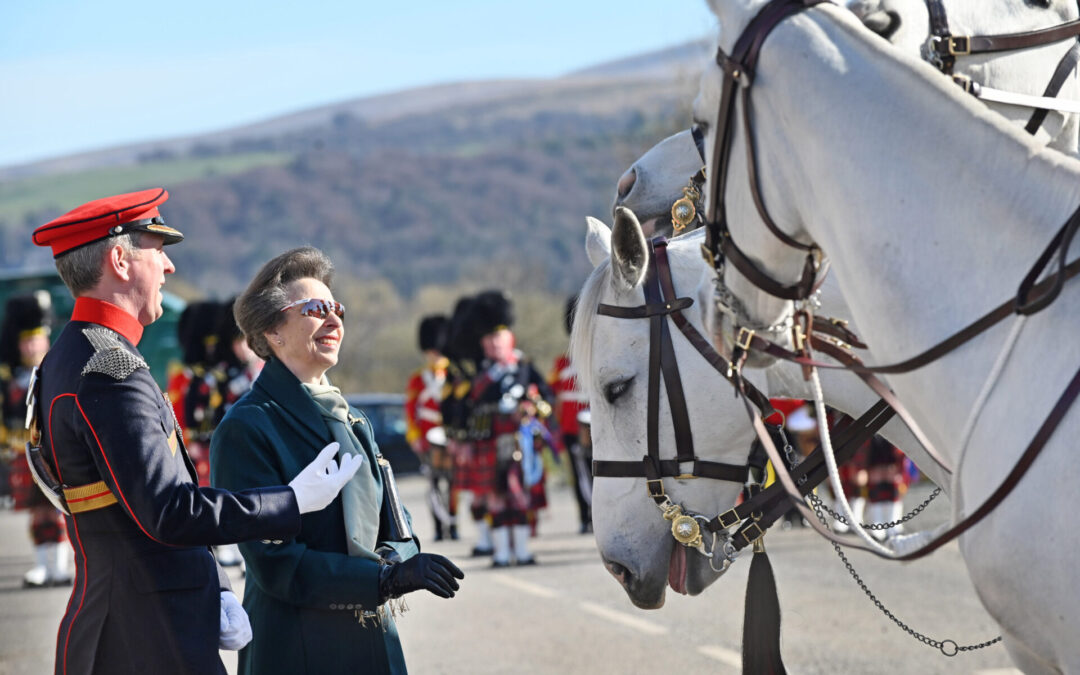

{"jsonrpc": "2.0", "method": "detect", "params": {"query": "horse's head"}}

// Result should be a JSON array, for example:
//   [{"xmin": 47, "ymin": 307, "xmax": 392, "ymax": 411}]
[
  {"xmin": 693, "ymin": 0, "xmax": 850, "ymax": 370},
  {"xmin": 612, "ymin": 129, "xmax": 706, "ymax": 238},
  {"xmin": 572, "ymin": 207, "xmax": 760, "ymax": 609}
]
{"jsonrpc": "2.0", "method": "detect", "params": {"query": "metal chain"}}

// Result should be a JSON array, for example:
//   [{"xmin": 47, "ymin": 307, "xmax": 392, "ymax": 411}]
[
  {"xmin": 809, "ymin": 487, "xmax": 942, "ymax": 530},
  {"xmin": 808, "ymin": 496, "xmax": 1001, "ymax": 656}
]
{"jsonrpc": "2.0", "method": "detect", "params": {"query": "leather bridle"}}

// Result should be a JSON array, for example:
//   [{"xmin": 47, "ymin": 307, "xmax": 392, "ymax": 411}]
[
  {"xmin": 591, "ymin": 236, "xmax": 906, "ymax": 562},
  {"xmin": 698, "ymin": 0, "xmax": 1080, "ymax": 560}
]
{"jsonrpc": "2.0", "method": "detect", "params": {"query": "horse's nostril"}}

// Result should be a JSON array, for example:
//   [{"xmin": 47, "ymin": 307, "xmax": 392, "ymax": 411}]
[
  {"xmin": 606, "ymin": 561, "xmax": 633, "ymax": 583},
  {"xmin": 616, "ymin": 167, "xmax": 637, "ymax": 200}
]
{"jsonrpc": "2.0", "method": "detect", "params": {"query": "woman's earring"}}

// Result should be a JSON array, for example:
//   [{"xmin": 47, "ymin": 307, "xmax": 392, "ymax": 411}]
[{"xmin": 275, "ymin": 337, "xmax": 285, "ymax": 346}]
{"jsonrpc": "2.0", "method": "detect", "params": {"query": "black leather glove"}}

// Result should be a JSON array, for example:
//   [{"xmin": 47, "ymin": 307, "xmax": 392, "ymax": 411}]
[{"xmin": 378, "ymin": 553, "xmax": 464, "ymax": 603}]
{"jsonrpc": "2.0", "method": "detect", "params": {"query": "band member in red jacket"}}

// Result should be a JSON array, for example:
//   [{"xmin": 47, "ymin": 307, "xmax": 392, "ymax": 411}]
[{"xmin": 404, "ymin": 315, "xmax": 457, "ymax": 541}]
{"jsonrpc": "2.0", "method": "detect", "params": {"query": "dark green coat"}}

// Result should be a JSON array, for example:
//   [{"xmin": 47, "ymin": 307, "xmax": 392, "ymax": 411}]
[{"xmin": 210, "ymin": 358, "xmax": 409, "ymax": 675}]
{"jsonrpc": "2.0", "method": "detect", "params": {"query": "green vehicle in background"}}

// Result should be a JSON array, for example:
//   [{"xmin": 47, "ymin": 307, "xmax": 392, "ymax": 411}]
[{"xmin": 0, "ymin": 269, "xmax": 184, "ymax": 388}]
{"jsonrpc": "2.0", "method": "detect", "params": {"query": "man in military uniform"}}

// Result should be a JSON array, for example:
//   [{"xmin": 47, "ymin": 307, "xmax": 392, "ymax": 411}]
[
  {"xmin": 0, "ymin": 293, "xmax": 72, "ymax": 587},
  {"xmin": 30, "ymin": 188, "xmax": 361, "ymax": 675}
]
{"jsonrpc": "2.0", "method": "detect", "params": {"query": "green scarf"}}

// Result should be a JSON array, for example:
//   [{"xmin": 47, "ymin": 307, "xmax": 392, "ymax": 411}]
[{"xmin": 303, "ymin": 379, "xmax": 382, "ymax": 561}]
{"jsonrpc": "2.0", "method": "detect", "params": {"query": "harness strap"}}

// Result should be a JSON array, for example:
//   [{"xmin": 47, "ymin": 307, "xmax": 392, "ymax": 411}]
[
  {"xmin": 1025, "ymin": 40, "xmax": 1080, "ymax": 134},
  {"xmin": 716, "ymin": 399, "xmax": 895, "ymax": 547},
  {"xmin": 926, "ymin": 0, "xmax": 955, "ymax": 74},
  {"xmin": 931, "ymin": 18, "xmax": 1080, "ymax": 64},
  {"xmin": 736, "ymin": 254, "xmax": 1080, "ymax": 376},
  {"xmin": 592, "ymin": 458, "xmax": 750, "ymax": 483}
]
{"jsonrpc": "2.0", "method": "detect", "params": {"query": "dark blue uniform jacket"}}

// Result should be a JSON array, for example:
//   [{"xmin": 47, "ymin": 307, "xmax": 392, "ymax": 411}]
[{"xmin": 38, "ymin": 297, "xmax": 301, "ymax": 675}]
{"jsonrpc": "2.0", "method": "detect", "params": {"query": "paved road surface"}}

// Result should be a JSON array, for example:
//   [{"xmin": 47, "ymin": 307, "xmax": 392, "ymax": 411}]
[{"xmin": 0, "ymin": 474, "xmax": 1021, "ymax": 674}]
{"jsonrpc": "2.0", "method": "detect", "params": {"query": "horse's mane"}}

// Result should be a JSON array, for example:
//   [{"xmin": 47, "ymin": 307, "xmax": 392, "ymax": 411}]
[
  {"xmin": 569, "ymin": 256, "xmax": 610, "ymax": 396},
  {"xmin": 569, "ymin": 229, "xmax": 707, "ymax": 396}
]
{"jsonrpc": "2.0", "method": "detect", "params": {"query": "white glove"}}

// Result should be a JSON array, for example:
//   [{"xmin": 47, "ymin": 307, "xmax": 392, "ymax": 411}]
[
  {"xmin": 219, "ymin": 591, "xmax": 252, "ymax": 651},
  {"xmin": 289, "ymin": 442, "xmax": 363, "ymax": 514}
]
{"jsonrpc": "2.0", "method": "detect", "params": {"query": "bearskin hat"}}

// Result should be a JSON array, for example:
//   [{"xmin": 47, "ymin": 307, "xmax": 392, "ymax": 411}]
[
  {"xmin": 564, "ymin": 294, "xmax": 579, "ymax": 336},
  {"xmin": 418, "ymin": 314, "xmax": 448, "ymax": 352},
  {"xmin": 177, "ymin": 301, "xmax": 224, "ymax": 366},
  {"xmin": 212, "ymin": 298, "xmax": 244, "ymax": 368},
  {"xmin": 443, "ymin": 297, "xmax": 484, "ymax": 366},
  {"xmin": 0, "ymin": 292, "xmax": 53, "ymax": 369},
  {"xmin": 471, "ymin": 290, "xmax": 513, "ymax": 337}
]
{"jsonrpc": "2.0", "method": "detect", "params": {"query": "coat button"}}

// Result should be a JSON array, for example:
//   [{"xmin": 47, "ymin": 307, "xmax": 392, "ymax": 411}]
[{"xmin": 261, "ymin": 539, "xmax": 271, "ymax": 544}]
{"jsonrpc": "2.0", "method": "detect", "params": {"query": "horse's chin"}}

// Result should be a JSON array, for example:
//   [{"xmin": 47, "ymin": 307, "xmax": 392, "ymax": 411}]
[{"xmin": 684, "ymin": 554, "xmax": 729, "ymax": 595}]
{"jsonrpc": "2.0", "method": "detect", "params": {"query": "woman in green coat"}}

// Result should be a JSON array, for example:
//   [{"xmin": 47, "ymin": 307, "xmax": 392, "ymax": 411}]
[{"xmin": 210, "ymin": 247, "xmax": 464, "ymax": 675}]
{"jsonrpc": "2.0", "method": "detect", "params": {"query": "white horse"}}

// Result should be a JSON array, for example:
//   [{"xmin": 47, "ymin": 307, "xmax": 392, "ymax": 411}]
[
  {"xmin": 613, "ymin": 0, "xmax": 1080, "ymax": 238},
  {"xmin": 571, "ymin": 214, "xmax": 760, "ymax": 609},
  {"xmin": 696, "ymin": 1, "xmax": 1080, "ymax": 671},
  {"xmin": 574, "ymin": 208, "xmax": 947, "ymax": 609}
]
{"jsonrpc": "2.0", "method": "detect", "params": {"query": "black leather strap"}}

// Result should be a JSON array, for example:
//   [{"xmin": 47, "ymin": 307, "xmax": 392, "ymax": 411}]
[{"xmin": 1025, "ymin": 40, "xmax": 1080, "ymax": 135}]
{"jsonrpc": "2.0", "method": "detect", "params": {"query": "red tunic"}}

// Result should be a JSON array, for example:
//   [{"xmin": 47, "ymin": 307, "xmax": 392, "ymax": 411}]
[
  {"xmin": 549, "ymin": 353, "xmax": 587, "ymax": 438},
  {"xmin": 404, "ymin": 359, "xmax": 447, "ymax": 451}
]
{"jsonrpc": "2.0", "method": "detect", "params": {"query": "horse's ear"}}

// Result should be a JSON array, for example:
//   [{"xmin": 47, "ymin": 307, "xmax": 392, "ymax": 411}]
[
  {"xmin": 610, "ymin": 206, "xmax": 649, "ymax": 290},
  {"xmin": 585, "ymin": 216, "xmax": 612, "ymax": 268}
]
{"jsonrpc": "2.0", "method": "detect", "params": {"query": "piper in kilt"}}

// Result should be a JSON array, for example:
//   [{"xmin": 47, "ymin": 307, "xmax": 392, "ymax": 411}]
[
  {"xmin": 466, "ymin": 291, "xmax": 559, "ymax": 567},
  {"xmin": 441, "ymin": 297, "xmax": 493, "ymax": 556}
]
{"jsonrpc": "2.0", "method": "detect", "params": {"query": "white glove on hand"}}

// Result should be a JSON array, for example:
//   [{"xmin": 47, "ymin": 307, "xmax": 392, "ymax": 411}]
[
  {"xmin": 219, "ymin": 591, "xmax": 252, "ymax": 651},
  {"xmin": 289, "ymin": 442, "xmax": 364, "ymax": 514}
]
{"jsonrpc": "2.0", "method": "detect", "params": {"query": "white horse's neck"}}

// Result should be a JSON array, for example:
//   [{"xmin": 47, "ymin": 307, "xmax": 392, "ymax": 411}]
[{"xmin": 737, "ymin": 4, "xmax": 1080, "ymax": 468}]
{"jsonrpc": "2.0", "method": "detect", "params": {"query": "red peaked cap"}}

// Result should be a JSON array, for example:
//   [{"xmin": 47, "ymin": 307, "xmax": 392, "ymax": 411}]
[{"xmin": 32, "ymin": 188, "xmax": 184, "ymax": 258}]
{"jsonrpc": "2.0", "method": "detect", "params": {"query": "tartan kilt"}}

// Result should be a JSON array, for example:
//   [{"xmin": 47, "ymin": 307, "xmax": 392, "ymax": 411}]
[
  {"xmin": 453, "ymin": 439, "xmax": 497, "ymax": 497},
  {"xmin": 9, "ymin": 453, "xmax": 36, "ymax": 510},
  {"xmin": 529, "ymin": 478, "xmax": 547, "ymax": 511}
]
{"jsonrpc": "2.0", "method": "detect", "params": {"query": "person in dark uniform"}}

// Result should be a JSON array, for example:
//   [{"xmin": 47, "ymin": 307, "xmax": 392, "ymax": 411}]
[
  {"xmin": 0, "ymin": 293, "xmax": 72, "ymax": 587},
  {"xmin": 29, "ymin": 188, "xmax": 362, "ymax": 675},
  {"xmin": 210, "ymin": 247, "xmax": 464, "ymax": 675}
]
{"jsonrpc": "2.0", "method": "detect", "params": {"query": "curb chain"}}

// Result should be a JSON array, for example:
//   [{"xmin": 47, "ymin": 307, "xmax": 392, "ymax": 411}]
[{"xmin": 808, "ymin": 495, "xmax": 1002, "ymax": 656}]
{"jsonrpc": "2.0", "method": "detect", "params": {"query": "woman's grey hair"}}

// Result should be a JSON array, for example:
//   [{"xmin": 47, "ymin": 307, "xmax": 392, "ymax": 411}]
[
  {"xmin": 234, "ymin": 247, "xmax": 335, "ymax": 360},
  {"xmin": 55, "ymin": 234, "xmax": 141, "ymax": 296}
]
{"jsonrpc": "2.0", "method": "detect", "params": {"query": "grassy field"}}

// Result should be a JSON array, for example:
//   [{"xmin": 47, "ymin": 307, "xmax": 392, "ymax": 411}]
[{"xmin": 0, "ymin": 152, "xmax": 293, "ymax": 222}]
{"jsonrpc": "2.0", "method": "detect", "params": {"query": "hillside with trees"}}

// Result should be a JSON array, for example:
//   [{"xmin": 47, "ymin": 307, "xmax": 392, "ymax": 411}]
[{"xmin": 0, "ymin": 42, "xmax": 706, "ymax": 391}]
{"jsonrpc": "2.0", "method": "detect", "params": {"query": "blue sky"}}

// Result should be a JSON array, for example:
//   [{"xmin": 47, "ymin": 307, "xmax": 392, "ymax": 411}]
[{"xmin": 0, "ymin": 1, "xmax": 716, "ymax": 168}]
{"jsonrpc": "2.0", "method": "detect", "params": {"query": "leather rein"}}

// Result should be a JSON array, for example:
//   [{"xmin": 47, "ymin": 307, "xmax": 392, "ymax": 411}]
[{"xmin": 700, "ymin": 0, "xmax": 1080, "ymax": 560}]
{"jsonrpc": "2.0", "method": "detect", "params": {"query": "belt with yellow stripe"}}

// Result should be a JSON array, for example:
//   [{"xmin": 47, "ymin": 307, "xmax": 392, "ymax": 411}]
[{"xmin": 63, "ymin": 481, "xmax": 118, "ymax": 514}]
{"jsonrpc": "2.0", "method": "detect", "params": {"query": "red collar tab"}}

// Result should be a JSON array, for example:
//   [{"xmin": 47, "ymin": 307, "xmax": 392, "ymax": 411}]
[{"xmin": 71, "ymin": 297, "xmax": 144, "ymax": 345}]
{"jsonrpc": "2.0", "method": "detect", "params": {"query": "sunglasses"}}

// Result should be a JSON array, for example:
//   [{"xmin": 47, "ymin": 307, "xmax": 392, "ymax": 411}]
[{"xmin": 279, "ymin": 298, "xmax": 346, "ymax": 319}]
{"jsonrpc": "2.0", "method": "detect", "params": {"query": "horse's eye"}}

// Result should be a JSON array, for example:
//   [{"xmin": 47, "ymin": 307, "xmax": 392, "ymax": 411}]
[{"xmin": 603, "ymin": 377, "xmax": 634, "ymax": 404}]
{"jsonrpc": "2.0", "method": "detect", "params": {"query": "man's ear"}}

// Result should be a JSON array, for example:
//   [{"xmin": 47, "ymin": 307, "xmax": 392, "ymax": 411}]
[{"xmin": 105, "ymin": 243, "xmax": 133, "ymax": 282}]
